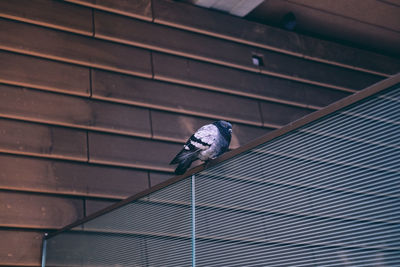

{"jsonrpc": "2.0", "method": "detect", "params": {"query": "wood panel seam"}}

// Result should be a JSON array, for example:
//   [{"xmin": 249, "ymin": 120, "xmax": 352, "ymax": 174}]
[
  {"xmin": 0, "ymin": 15, "xmax": 385, "ymax": 93},
  {"xmin": 0, "ymin": 3, "xmax": 394, "ymax": 78}
]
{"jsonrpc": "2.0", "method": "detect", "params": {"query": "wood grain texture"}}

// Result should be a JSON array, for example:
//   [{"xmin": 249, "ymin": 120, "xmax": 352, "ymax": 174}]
[
  {"xmin": 0, "ymin": 191, "xmax": 83, "ymax": 228},
  {"xmin": 149, "ymin": 171, "xmax": 172, "ymax": 187},
  {"xmin": 92, "ymin": 69, "xmax": 263, "ymax": 125},
  {"xmin": 260, "ymin": 102, "xmax": 315, "ymax": 126},
  {"xmin": 85, "ymin": 199, "xmax": 119, "ymax": 216},
  {"xmin": 256, "ymin": 47, "xmax": 383, "ymax": 90},
  {"xmin": 0, "ymin": 18, "xmax": 152, "ymax": 77},
  {"xmin": 89, "ymin": 132, "xmax": 182, "ymax": 172},
  {"xmin": 153, "ymin": 0, "xmax": 304, "ymax": 55},
  {"xmin": 152, "ymin": 52, "xmax": 351, "ymax": 108},
  {"xmin": 152, "ymin": 0, "xmax": 400, "ymax": 75},
  {"xmin": 0, "ymin": 84, "xmax": 152, "ymax": 137},
  {"xmin": 0, "ymin": 119, "xmax": 87, "ymax": 161},
  {"xmin": 93, "ymin": 10, "xmax": 383, "ymax": 90},
  {"xmin": 0, "ymin": 154, "xmax": 149, "ymax": 199},
  {"xmin": 0, "ymin": 230, "xmax": 43, "ymax": 266},
  {"xmin": 95, "ymin": 10, "xmax": 259, "ymax": 72},
  {"xmin": 0, "ymin": 0, "xmax": 93, "ymax": 35},
  {"xmin": 65, "ymin": 0, "xmax": 152, "ymax": 20},
  {"xmin": 0, "ymin": 50, "xmax": 90, "ymax": 96}
]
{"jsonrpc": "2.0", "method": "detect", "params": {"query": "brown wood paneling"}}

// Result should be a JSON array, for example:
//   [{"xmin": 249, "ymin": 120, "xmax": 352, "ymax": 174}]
[
  {"xmin": 152, "ymin": 0, "xmax": 400, "ymax": 76},
  {"xmin": 0, "ymin": 18, "xmax": 152, "ymax": 77},
  {"xmin": 0, "ymin": 191, "xmax": 83, "ymax": 228},
  {"xmin": 0, "ymin": 51, "xmax": 90, "ymax": 96},
  {"xmin": 0, "ymin": 0, "xmax": 93, "ymax": 35},
  {"xmin": 85, "ymin": 199, "xmax": 119, "ymax": 216},
  {"xmin": 65, "ymin": 0, "xmax": 152, "ymax": 21},
  {"xmin": 260, "ymin": 102, "xmax": 315, "ymax": 127},
  {"xmin": 230, "ymin": 123, "xmax": 273, "ymax": 148},
  {"xmin": 90, "ymin": 101, "xmax": 151, "ymax": 137},
  {"xmin": 0, "ymin": 84, "xmax": 90, "ymax": 126},
  {"xmin": 301, "ymin": 36, "xmax": 400, "ymax": 76},
  {"xmin": 0, "ymin": 154, "xmax": 149, "ymax": 199},
  {"xmin": 95, "ymin": 10, "xmax": 259, "ymax": 72},
  {"xmin": 89, "ymin": 132, "xmax": 182, "ymax": 172},
  {"xmin": 93, "ymin": 10, "xmax": 381, "ymax": 90},
  {"xmin": 152, "ymin": 52, "xmax": 353, "ymax": 108},
  {"xmin": 92, "ymin": 69, "xmax": 263, "ymax": 125},
  {"xmin": 0, "ymin": 119, "xmax": 87, "ymax": 161},
  {"xmin": 0, "ymin": 230, "xmax": 43, "ymax": 266},
  {"xmin": 149, "ymin": 171, "xmax": 172, "ymax": 187},
  {"xmin": 256, "ymin": 47, "xmax": 383, "ymax": 90},
  {"xmin": 151, "ymin": 111, "xmax": 213, "ymax": 143},
  {"xmin": 0, "ymin": 84, "xmax": 152, "ymax": 137},
  {"xmin": 153, "ymin": 0, "xmax": 303, "ymax": 55},
  {"xmin": 150, "ymin": 110, "xmax": 272, "ymax": 148}
]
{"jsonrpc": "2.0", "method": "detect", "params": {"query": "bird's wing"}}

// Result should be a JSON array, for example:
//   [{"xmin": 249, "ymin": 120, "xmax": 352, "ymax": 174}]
[
  {"xmin": 169, "ymin": 124, "xmax": 218, "ymax": 165},
  {"xmin": 191, "ymin": 124, "xmax": 219, "ymax": 149}
]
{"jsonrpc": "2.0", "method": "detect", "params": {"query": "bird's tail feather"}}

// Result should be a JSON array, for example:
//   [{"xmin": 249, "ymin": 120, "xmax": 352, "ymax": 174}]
[
  {"xmin": 171, "ymin": 149, "xmax": 200, "ymax": 175},
  {"xmin": 174, "ymin": 158, "xmax": 193, "ymax": 175},
  {"xmin": 170, "ymin": 149, "xmax": 198, "ymax": 165}
]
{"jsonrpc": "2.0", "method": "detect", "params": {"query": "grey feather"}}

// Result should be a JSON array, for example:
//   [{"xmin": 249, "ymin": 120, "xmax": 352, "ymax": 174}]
[{"xmin": 170, "ymin": 120, "xmax": 232, "ymax": 175}]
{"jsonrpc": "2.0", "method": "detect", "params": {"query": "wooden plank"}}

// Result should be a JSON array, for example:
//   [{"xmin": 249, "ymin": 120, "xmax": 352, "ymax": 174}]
[
  {"xmin": 149, "ymin": 171, "xmax": 172, "ymax": 187},
  {"xmin": 150, "ymin": 110, "xmax": 272, "ymax": 148},
  {"xmin": 90, "ymin": 100, "xmax": 151, "ymax": 137},
  {"xmin": 0, "ymin": 50, "xmax": 90, "ymax": 96},
  {"xmin": 89, "ymin": 132, "xmax": 182, "ymax": 172},
  {"xmin": 0, "ymin": 84, "xmax": 152, "ymax": 137},
  {"xmin": 0, "ymin": 230, "xmax": 43, "ymax": 266},
  {"xmin": 152, "ymin": 52, "xmax": 345, "ymax": 108},
  {"xmin": 0, "ymin": 84, "xmax": 90, "ymax": 126},
  {"xmin": 94, "ymin": 10, "xmax": 259, "ymax": 72},
  {"xmin": 0, "ymin": 18, "xmax": 152, "ymax": 77},
  {"xmin": 256, "ymin": 47, "xmax": 383, "ymax": 90},
  {"xmin": 301, "ymin": 37, "xmax": 400, "ymax": 76},
  {"xmin": 153, "ymin": 0, "xmax": 303, "ymax": 55},
  {"xmin": 259, "ymin": 102, "xmax": 315, "ymax": 127},
  {"xmin": 85, "ymin": 199, "xmax": 119, "ymax": 216},
  {"xmin": 93, "ymin": 10, "xmax": 380, "ymax": 90},
  {"xmin": 0, "ymin": 191, "xmax": 83, "ymax": 228},
  {"xmin": 65, "ymin": 0, "xmax": 152, "ymax": 21},
  {"xmin": 230, "ymin": 122, "xmax": 274, "ymax": 148},
  {"xmin": 92, "ymin": 69, "xmax": 263, "ymax": 125},
  {"xmin": 152, "ymin": 0, "xmax": 400, "ymax": 75},
  {"xmin": 151, "ymin": 111, "xmax": 217, "ymax": 143},
  {"xmin": 0, "ymin": 0, "xmax": 93, "ymax": 35},
  {"xmin": 0, "ymin": 154, "xmax": 149, "ymax": 199},
  {"xmin": 0, "ymin": 119, "xmax": 87, "ymax": 161}
]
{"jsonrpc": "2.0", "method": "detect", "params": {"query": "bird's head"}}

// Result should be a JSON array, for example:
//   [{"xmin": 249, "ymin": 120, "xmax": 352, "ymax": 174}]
[{"xmin": 214, "ymin": 120, "xmax": 232, "ymax": 135}]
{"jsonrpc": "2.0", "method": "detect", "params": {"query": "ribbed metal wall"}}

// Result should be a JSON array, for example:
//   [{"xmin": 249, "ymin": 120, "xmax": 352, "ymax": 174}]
[
  {"xmin": 44, "ymin": 178, "xmax": 193, "ymax": 266},
  {"xmin": 44, "ymin": 85, "xmax": 399, "ymax": 266},
  {"xmin": 194, "ymin": 85, "xmax": 400, "ymax": 266}
]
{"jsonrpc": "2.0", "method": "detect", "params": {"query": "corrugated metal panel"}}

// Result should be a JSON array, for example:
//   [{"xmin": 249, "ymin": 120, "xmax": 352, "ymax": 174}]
[
  {"xmin": 43, "ymin": 84, "xmax": 399, "ymax": 265},
  {"xmin": 195, "ymin": 84, "xmax": 400, "ymax": 265},
  {"xmin": 44, "ymin": 178, "xmax": 193, "ymax": 266}
]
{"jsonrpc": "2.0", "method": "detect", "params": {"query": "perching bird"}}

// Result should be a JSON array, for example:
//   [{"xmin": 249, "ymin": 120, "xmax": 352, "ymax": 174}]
[{"xmin": 170, "ymin": 120, "xmax": 232, "ymax": 175}]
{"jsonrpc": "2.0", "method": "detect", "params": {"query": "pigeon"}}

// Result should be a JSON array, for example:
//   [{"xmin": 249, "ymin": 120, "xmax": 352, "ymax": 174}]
[{"xmin": 170, "ymin": 120, "xmax": 233, "ymax": 175}]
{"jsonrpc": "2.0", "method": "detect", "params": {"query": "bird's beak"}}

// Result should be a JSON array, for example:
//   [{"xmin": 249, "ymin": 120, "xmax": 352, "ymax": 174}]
[{"xmin": 229, "ymin": 129, "xmax": 232, "ymax": 133}]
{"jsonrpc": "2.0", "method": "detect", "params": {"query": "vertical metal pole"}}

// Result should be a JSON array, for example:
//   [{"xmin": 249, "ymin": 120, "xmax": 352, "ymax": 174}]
[
  {"xmin": 41, "ymin": 234, "xmax": 48, "ymax": 267},
  {"xmin": 191, "ymin": 174, "xmax": 196, "ymax": 267}
]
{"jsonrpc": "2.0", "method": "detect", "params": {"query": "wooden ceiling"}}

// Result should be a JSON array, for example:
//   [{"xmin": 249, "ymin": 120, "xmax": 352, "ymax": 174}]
[{"xmin": 185, "ymin": 0, "xmax": 400, "ymax": 57}]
